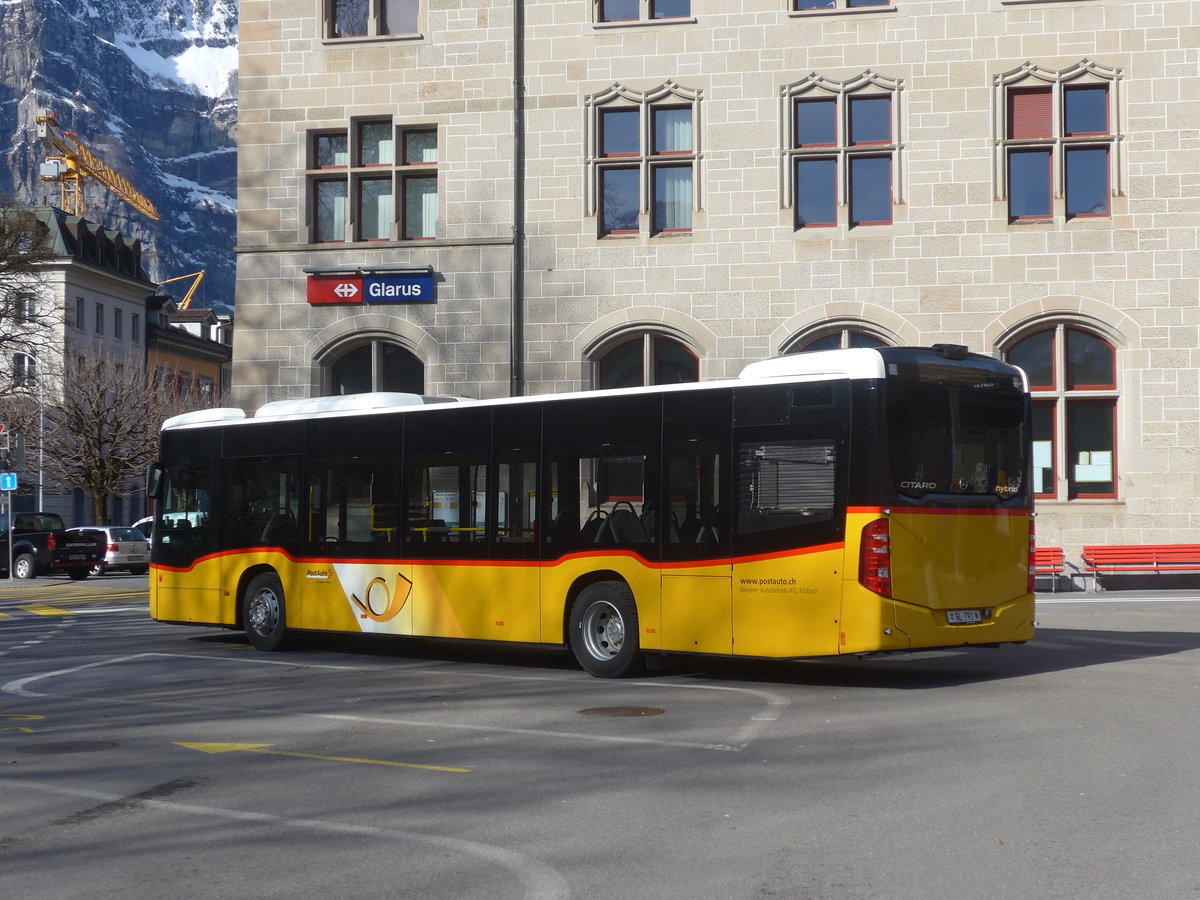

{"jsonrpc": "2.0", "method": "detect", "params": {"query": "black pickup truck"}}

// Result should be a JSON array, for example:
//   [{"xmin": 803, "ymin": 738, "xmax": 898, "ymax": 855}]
[{"xmin": 1, "ymin": 512, "xmax": 106, "ymax": 581}]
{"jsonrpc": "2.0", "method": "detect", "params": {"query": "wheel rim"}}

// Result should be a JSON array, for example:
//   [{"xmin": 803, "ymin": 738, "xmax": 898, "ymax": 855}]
[
  {"xmin": 15, "ymin": 558, "xmax": 32, "ymax": 578},
  {"xmin": 579, "ymin": 599, "xmax": 625, "ymax": 661},
  {"xmin": 247, "ymin": 587, "xmax": 281, "ymax": 637}
]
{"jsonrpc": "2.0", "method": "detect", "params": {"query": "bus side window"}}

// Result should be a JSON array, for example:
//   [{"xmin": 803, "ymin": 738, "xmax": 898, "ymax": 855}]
[
  {"xmin": 543, "ymin": 449, "xmax": 658, "ymax": 550},
  {"xmin": 405, "ymin": 452, "xmax": 488, "ymax": 553},
  {"xmin": 306, "ymin": 458, "xmax": 399, "ymax": 550},
  {"xmin": 222, "ymin": 457, "xmax": 301, "ymax": 550},
  {"xmin": 666, "ymin": 443, "xmax": 722, "ymax": 547},
  {"xmin": 496, "ymin": 455, "xmax": 537, "ymax": 544}
]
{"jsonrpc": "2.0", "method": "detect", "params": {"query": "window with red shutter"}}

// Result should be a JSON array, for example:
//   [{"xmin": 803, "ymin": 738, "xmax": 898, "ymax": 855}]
[{"xmin": 1008, "ymin": 88, "xmax": 1052, "ymax": 139}]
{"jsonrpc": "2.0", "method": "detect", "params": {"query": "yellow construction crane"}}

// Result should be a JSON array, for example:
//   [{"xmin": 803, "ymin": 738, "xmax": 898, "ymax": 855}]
[
  {"xmin": 158, "ymin": 270, "xmax": 205, "ymax": 309},
  {"xmin": 35, "ymin": 108, "xmax": 159, "ymax": 222}
]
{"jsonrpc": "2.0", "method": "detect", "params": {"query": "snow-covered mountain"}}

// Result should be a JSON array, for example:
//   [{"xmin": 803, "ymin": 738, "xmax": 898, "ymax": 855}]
[{"xmin": 0, "ymin": 0, "xmax": 237, "ymax": 311}]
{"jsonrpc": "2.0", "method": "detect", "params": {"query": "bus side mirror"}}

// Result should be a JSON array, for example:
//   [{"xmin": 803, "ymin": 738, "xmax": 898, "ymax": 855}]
[{"xmin": 146, "ymin": 463, "xmax": 164, "ymax": 501}]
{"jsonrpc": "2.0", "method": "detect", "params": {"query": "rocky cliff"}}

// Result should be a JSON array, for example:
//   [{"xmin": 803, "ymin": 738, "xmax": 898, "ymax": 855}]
[{"xmin": 0, "ymin": 0, "xmax": 236, "ymax": 311}]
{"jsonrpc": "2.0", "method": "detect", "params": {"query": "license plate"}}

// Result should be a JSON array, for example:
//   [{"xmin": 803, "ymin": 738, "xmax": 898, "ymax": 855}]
[
  {"xmin": 127, "ymin": 556, "xmax": 145, "ymax": 562},
  {"xmin": 68, "ymin": 553, "xmax": 87, "ymax": 561},
  {"xmin": 947, "ymin": 609, "xmax": 983, "ymax": 625}
]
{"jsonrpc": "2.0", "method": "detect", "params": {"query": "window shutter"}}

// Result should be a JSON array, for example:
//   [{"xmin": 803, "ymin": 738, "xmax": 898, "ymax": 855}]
[{"xmin": 1008, "ymin": 88, "xmax": 1052, "ymax": 139}]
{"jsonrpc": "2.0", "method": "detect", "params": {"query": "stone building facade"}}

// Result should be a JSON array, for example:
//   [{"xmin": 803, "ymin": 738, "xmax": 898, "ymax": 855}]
[
  {"xmin": 232, "ymin": 0, "xmax": 1200, "ymax": 555},
  {"xmin": 1, "ymin": 207, "xmax": 153, "ymax": 526}
]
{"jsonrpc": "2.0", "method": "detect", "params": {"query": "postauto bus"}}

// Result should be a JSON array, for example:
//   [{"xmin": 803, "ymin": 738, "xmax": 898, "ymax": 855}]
[{"xmin": 148, "ymin": 345, "xmax": 1034, "ymax": 677}]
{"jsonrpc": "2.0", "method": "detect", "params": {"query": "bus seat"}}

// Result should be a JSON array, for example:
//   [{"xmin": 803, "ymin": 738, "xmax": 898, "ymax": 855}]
[
  {"xmin": 579, "ymin": 510, "xmax": 607, "ymax": 543},
  {"xmin": 641, "ymin": 507, "xmax": 679, "ymax": 543},
  {"xmin": 607, "ymin": 508, "xmax": 649, "ymax": 543}
]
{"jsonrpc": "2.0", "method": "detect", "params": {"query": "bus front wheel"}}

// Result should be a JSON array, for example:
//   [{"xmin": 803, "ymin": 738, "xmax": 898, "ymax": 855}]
[
  {"xmin": 243, "ymin": 573, "xmax": 290, "ymax": 651},
  {"xmin": 568, "ymin": 581, "xmax": 644, "ymax": 678}
]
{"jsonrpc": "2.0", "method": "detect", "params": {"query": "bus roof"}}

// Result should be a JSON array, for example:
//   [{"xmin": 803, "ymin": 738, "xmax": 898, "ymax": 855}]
[{"xmin": 160, "ymin": 347, "xmax": 1019, "ymax": 432}]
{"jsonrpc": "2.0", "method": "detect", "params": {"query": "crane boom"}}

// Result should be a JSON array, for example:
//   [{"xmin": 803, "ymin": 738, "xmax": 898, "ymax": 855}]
[
  {"xmin": 158, "ymin": 270, "xmax": 206, "ymax": 309},
  {"xmin": 36, "ymin": 109, "xmax": 159, "ymax": 222}
]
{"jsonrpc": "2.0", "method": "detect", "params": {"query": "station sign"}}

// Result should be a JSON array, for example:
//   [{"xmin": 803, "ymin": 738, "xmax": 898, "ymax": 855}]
[{"xmin": 307, "ymin": 272, "xmax": 435, "ymax": 305}]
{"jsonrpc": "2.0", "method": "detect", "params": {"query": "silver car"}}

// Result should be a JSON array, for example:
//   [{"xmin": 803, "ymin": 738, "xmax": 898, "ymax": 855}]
[{"xmin": 66, "ymin": 525, "xmax": 151, "ymax": 576}]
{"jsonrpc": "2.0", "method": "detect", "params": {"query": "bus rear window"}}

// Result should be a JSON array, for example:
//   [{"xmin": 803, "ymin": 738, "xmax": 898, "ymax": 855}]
[{"xmin": 886, "ymin": 384, "xmax": 1027, "ymax": 500}]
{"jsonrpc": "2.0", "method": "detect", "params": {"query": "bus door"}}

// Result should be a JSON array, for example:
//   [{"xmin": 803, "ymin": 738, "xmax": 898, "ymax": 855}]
[
  {"xmin": 405, "ymin": 406, "xmax": 541, "ymax": 643},
  {"xmin": 540, "ymin": 394, "xmax": 662, "ymax": 645},
  {"xmin": 152, "ymin": 429, "xmax": 221, "ymax": 624},
  {"xmin": 220, "ymin": 452, "xmax": 303, "ymax": 622},
  {"xmin": 304, "ymin": 415, "xmax": 409, "ymax": 637},
  {"xmin": 731, "ymin": 382, "xmax": 849, "ymax": 658},
  {"xmin": 659, "ymin": 390, "xmax": 733, "ymax": 655}
]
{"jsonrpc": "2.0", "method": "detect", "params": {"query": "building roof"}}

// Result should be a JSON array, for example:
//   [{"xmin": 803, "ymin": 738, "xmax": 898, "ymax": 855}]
[{"xmin": 21, "ymin": 205, "xmax": 149, "ymax": 282}]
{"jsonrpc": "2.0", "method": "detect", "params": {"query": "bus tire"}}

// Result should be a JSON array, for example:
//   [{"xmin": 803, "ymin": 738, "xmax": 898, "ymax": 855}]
[
  {"xmin": 568, "ymin": 581, "xmax": 644, "ymax": 678},
  {"xmin": 243, "ymin": 572, "xmax": 290, "ymax": 651},
  {"xmin": 13, "ymin": 553, "xmax": 36, "ymax": 580}
]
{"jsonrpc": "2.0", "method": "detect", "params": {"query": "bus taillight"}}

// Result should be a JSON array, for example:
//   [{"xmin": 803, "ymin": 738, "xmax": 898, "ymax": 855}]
[{"xmin": 859, "ymin": 519, "xmax": 891, "ymax": 598}]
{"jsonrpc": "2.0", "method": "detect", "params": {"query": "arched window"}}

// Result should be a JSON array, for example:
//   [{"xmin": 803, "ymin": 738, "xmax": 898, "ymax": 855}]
[
  {"xmin": 788, "ymin": 329, "xmax": 888, "ymax": 353},
  {"xmin": 325, "ymin": 341, "xmax": 423, "ymax": 395},
  {"xmin": 596, "ymin": 334, "xmax": 698, "ymax": 389},
  {"xmin": 1006, "ymin": 325, "xmax": 1117, "ymax": 499}
]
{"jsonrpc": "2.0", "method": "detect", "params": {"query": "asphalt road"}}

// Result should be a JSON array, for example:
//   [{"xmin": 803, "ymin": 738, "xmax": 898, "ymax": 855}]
[{"xmin": 1, "ymin": 577, "xmax": 1198, "ymax": 899}]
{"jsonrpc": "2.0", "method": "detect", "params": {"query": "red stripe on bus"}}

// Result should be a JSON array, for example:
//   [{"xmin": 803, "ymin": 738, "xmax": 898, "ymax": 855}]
[
  {"xmin": 152, "ymin": 542, "xmax": 848, "ymax": 575},
  {"xmin": 848, "ymin": 506, "xmax": 1030, "ymax": 517}
]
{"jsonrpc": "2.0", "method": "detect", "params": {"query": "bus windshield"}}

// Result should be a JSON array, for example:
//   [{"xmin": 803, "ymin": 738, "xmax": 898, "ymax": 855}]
[{"xmin": 886, "ymin": 381, "xmax": 1028, "ymax": 502}]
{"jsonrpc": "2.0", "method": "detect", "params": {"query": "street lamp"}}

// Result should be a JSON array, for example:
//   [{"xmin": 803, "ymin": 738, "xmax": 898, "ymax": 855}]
[{"xmin": 15, "ymin": 351, "xmax": 45, "ymax": 510}]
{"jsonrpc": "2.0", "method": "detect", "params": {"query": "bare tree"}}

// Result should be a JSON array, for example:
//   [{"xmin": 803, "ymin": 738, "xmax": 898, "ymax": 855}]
[
  {"xmin": 3, "ymin": 346, "xmax": 207, "ymax": 524},
  {"xmin": 0, "ymin": 205, "xmax": 62, "ymax": 390}
]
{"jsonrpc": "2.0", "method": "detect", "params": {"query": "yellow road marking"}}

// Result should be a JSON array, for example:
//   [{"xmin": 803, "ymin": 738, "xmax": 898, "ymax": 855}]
[
  {"xmin": 0, "ymin": 591, "xmax": 147, "ymax": 611},
  {"xmin": 18, "ymin": 605, "xmax": 75, "ymax": 617},
  {"xmin": 173, "ymin": 741, "xmax": 471, "ymax": 774}
]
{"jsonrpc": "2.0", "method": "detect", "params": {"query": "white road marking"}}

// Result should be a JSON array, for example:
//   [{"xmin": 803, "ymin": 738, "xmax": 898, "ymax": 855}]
[
  {"xmin": 1038, "ymin": 596, "xmax": 1200, "ymax": 604},
  {"xmin": 2, "ymin": 651, "xmax": 785, "ymax": 751},
  {"xmin": 1, "ymin": 777, "xmax": 569, "ymax": 900}
]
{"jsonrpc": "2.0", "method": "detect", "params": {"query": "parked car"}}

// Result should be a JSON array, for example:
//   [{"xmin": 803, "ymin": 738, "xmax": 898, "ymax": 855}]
[
  {"xmin": 66, "ymin": 525, "xmax": 150, "ymax": 576},
  {"xmin": 131, "ymin": 516, "xmax": 155, "ymax": 545},
  {"xmin": 1, "ymin": 512, "xmax": 106, "ymax": 580},
  {"xmin": 132, "ymin": 513, "xmax": 206, "ymax": 548}
]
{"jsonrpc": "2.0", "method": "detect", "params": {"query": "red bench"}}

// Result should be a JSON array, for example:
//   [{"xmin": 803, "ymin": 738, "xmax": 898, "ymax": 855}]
[
  {"xmin": 1081, "ymin": 544, "xmax": 1200, "ymax": 591},
  {"xmin": 1032, "ymin": 547, "xmax": 1065, "ymax": 592}
]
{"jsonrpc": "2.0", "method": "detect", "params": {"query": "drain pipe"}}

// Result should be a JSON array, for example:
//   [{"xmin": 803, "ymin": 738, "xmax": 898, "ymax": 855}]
[{"xmin": 509, "ymin": 0, "xmax": 526, "ymax": 397}]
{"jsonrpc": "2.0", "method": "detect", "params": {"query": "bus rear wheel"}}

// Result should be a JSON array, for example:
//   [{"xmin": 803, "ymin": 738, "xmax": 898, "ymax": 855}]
[
  {"xmin": 243, "ymin": 573, "xmax": 290, "ymax": 651},
  {"xmin": 568, "ymin": 581, "xmax": 644, "ymax": 678}
]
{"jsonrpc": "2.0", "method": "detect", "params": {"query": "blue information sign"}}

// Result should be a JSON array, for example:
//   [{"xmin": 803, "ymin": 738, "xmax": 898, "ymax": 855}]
[
  {"xmin": 363, "ymin": 274, "xmax": 435, "ymax": 304},
  {"xmin": 0, "ymin": 472, "xmax": 16, "ymax": 491}
]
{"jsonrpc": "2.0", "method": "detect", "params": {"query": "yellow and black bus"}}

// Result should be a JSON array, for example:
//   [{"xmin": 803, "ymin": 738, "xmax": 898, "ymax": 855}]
[{"xmin": 148, "ymin": 345, "xmax": 1034, "ymax": 677}]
